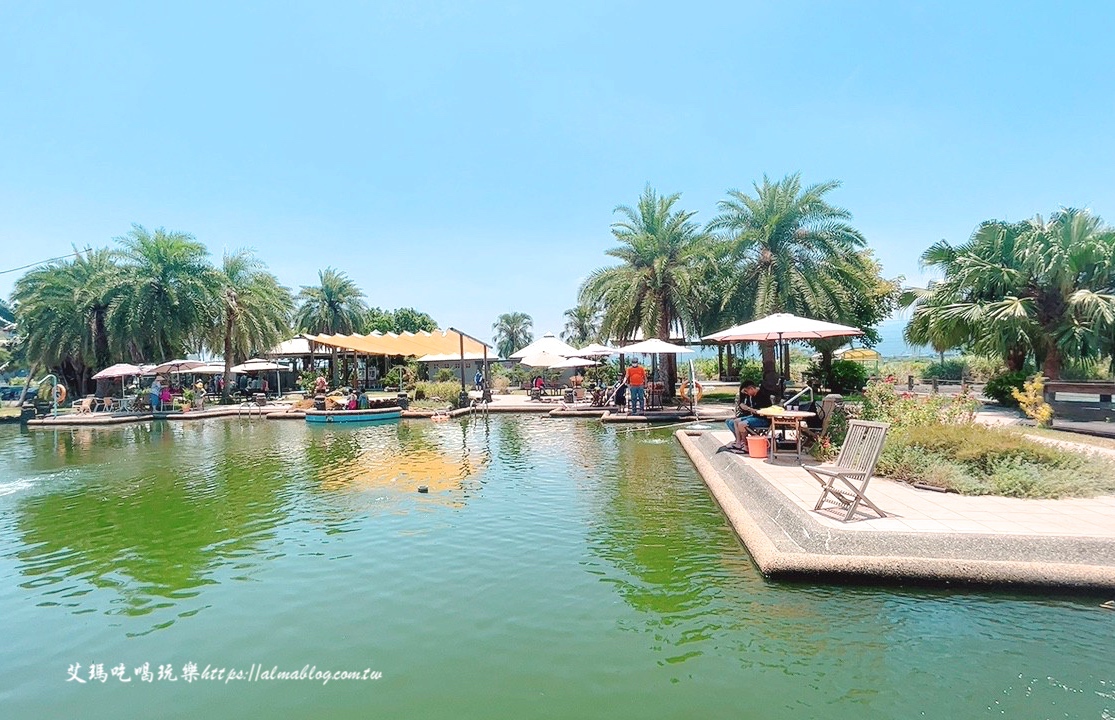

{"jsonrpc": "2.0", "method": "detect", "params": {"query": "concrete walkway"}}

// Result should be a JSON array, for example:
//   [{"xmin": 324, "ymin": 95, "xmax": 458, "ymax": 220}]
[{"xmin": 677, "ymin": 429, "xmax": 1115, "ymax": 591}]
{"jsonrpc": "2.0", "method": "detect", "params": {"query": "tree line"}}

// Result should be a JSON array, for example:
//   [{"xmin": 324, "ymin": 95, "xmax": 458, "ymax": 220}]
[
  {"xmin": 498, "ymin": 175, "xmax": 1115, "ymax": 396},
  {"xmin": 7, "ymin": 225, "xmax": 438, "ymax": 400}
]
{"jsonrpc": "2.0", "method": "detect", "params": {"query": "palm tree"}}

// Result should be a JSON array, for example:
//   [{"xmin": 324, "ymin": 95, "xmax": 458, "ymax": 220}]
[
  {"xmin": 908, "ymin": 210, "xmax": 1115, "ymax": 379},
  {"xmin": 561, "ymin": 303, "xmax": 601, "ymax": 347},
  {"xmin": 208, "ymin": 250, "xmax": 294, "ymax": 402},
  {"xmin": 580, "ymin": 186, "xmax": 712, "ymax": 395},
  {"xmin": 111, "ymin": 225, "xmax": 218, "ymax": 362},
  {"xmin": 294, "ymin": 268, "xmax": 368, "ymax": 382},
  {"xmin": 708, "ymin": 174, "xmax": 868, "ymax": 389},
  {"xmin": 492, "ymin": 312, "xmax": 534, "ymax": 359},
  {"xmin": 12, "ymin": 247, "xmax": 123, "ymax": 393}
]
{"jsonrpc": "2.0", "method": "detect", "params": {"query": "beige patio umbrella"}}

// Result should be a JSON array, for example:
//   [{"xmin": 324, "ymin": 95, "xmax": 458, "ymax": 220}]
[{"xmin": 703, "ymin": 313, "xmax": 864, "ymax": 386}]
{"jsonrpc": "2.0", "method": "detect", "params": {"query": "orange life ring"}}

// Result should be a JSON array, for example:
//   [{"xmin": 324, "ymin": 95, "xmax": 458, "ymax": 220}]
[
  {"xmin": 679, "ymin": 380, "xmax": 703, "ymax": 403},
  {"xmin": 53, "ymin": 384, "xmax": 67, "ymax": 404}
]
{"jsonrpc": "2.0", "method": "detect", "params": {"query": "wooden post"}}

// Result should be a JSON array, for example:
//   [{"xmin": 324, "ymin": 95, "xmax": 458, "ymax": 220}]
[
  {"xmin": 931, "ymin": 378, "xmax": 939, "ymax": 393},
  {"xmin": 907, "ymin": 375, "xmax": 914, "ymax": 391},
  {"xmin": 717, "ymin": 345, "xmax": 724, "ymax": 380},
  {"xmin": 458, "ymin": 332, "xmax": 466, "ymax": 393}
]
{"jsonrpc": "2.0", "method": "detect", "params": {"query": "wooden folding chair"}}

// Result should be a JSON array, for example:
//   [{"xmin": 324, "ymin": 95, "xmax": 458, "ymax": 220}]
[{"xmin": 805, "ymin": 420, "xmax": 890, "ymax": 521}]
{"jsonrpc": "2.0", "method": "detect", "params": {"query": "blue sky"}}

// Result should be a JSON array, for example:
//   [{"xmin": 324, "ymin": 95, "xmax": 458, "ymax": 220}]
[{"xmin": 2, "ymin": 1, "xmax": 1113, "ymax": 348}]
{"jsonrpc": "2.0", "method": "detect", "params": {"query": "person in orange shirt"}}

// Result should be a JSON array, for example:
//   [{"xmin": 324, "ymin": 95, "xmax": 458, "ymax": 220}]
[{"xmin": 624, "ymin": 358, "xmax": 647, "ymax": 414}]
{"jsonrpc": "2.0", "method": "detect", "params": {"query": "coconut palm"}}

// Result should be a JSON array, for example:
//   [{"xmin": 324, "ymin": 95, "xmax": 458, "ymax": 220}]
[
  {"xmin": 561, "ymin": 303, "xmax": 601, "ymax": 347},
  {"xmin": 908, "ymin": 210, "xmax": 1115, "ymax": 379},
  {"xmin": 294, "ymin": 268, "xmax": 367, "ymax": 383},
  {"xmin": 580, "ymin": 186, "xmax": 712, "ymax": 394},
  {"xmin": 294, "ymin": 268, "xmax": 368, "ymax": 335},
  {"xmin": 492, "ymin": 312, "xmax": 534, "ymax": 359},
  {"xmin": 111, "ymin": 225, "xmax": 218, "ymax": 362},
  {"xmin": 708, "ymin": 174, "xmax": 868, "ymax": 387},
  {"xmin": 208, "ymin": 250, "xmax": 294, "ymax": 402},
  {"xmin": 12, "ymin": 247, "xmax": 123, "ymax": 393}
]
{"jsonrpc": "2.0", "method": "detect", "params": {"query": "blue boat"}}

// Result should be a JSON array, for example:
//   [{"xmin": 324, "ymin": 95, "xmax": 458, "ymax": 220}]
[{"xmin": 304, "ymin": 406, "xmax": 403, "ymax": 424}]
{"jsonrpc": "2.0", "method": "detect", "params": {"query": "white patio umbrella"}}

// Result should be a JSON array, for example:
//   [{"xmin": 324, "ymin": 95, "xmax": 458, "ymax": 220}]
[
  {"xmin": 510, "ymin": 332, "xmax": 580, "ymax": 359},
  {"xmin": 518, "ymin": 350, "xmax": 567, "ymax": 368},
  {"xmin": 147, "ymin": 359, "xmax": 206, "ymax": 374},
  {"xmin": 192, "ymin": 362, "xmax": 231, "ymax": 375},
  {"xmin": 577, "ymin": 343, "xmax": 618, "ymax": 356},
  {"xmin": 703, "ymin": 313, "xmax": 864, "ymax": 342},
  {"xmin": 231, "ymin": 358, "xmax": 291, "ymax": 396},
  {"xmin": 550, "ymin": 356, "xmax": 599, "ymax": 368}
]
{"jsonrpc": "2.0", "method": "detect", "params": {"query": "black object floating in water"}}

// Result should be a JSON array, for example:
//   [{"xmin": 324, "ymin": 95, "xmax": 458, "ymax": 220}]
[{"xmin": 417, "ymin": 485, "xmax": 429, "ymax": 494}]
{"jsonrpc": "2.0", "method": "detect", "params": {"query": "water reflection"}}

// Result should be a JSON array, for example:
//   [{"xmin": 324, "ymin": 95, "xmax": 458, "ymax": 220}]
[
  {"xmin": 9, "ymin": 423, "xmax": 292, "ymax": 629},
  {"xmin": 306, "ymin": 421, "xmax": 489, "ymax": 504}
]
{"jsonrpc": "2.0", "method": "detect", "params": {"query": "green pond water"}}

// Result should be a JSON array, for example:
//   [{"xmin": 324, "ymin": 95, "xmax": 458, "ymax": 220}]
[{"xmin": 0, "ymin": 416, "xmax": 1111, "ymax": 719}]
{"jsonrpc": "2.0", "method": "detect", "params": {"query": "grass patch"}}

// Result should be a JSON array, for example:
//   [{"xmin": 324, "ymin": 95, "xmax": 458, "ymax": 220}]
[
  {"xmin": 877, "ymin": 423, "xmax": 1115, "ymax": 498},
  {"xmin": 1015, "ymin": 426, "xmax": 1115, "ymax": 452}
]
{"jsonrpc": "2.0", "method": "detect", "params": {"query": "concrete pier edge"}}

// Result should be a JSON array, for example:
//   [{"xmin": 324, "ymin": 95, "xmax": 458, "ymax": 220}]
[{"xmin": 675, "ymin": 429, "xmax": 1115, "ymax": 592}]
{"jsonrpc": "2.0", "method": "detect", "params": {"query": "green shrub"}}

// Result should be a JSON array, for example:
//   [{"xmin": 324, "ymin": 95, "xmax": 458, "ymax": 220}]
[
  {"xmin": 876, "ymin": 423, "xmax": 1115, "ymax": 498},
  {"xmin": 434, "ymin": 368, "xmax": 457, "ymax": 383},
  {"xmin": 922, "ymin": 359, "xmax": 966, "ymax": 381},
  {"xmin": 829, "ymin": 359, "xmax": 868, "ymax": 394},
  {"xmin": 983, "ymin": 371, "xmax": 1027, "ymax": 407},
  {"xmin": 963, "ymin": 355, "xmax": 1007, "ymax": 382},
  {"xmin": 860, "ymin": 380, "xmax": 978, "ymax": 428},
  {"xmin": 413, "ymin": 381, "xmax": 463, "ymax": 408},
  {"xmin": 736, "ymin": 360, "xmax": 763, "ymax": 385}
]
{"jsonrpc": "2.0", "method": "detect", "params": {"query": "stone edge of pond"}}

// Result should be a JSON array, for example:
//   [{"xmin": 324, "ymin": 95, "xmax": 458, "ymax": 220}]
[{"xmin": 675, "ymin": 429, "xmax": 1115, "ymax": 593}]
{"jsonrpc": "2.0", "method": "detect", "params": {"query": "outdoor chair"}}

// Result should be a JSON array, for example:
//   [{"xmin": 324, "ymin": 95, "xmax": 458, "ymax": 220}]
[
  {"xmin": 72, "ymin": 397, "xmax": 94, "ymax": 414},
  {"xmin": 805, "ymin": 420, "xmax": 890, "ymax": 522}
]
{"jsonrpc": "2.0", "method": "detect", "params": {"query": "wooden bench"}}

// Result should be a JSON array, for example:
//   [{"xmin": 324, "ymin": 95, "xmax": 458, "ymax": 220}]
[{"xmin": 1042, "ymin": 382, "xmax": 1115, "ymax": 422}]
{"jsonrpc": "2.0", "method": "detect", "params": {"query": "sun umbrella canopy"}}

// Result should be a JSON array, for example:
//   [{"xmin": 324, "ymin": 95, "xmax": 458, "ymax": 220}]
[
  {"xmin": 147, "ymin": 359, "xmax": 206, "ymax": 374},
  {"xmin": 510, "ymin": 333, "xmax": 580, "ymax": 359},
  {"xmin": 192, "ymin": 362, "xmax": 232, "ymax": 375},
  {"xmin": 620, "ymin": 338, "xmax": 695, "ymax": 355},
  {"xmin": 550, "ymin": 356, "xmax": 599, "ymax": 369},
  {"xmin": 231, "ymin": 358, "xmax": 288, "ymax": 373},
  {"xmin": 518, "ymin": 350, "xmax": 568, "ymax": 368},
  {"xmin": 577, "ymin": 343, "xmax": 618, "ymax": 356},
  {"xmin": 92, "ymin": 363, "xmax": 142, "ymax": 380},
  {"xmin": 704, "ymin": 313, "xmax": 864, "ymax": 342}
]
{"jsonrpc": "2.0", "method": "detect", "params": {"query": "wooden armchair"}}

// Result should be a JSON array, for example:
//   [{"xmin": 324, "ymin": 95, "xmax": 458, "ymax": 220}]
[{"xmin": 805, "ymin": 420, "xmax": 890, "ymax": 521}]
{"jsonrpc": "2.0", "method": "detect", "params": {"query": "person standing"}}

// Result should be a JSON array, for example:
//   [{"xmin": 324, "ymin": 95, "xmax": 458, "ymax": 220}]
[
  {"xmin": 149, "ymin": 376, "xmax": 162, "ymax": 411},
  {"xmin": 474, "ymin": 368, "xmax": 484, "ymax": 391},
  {"xmin": 624, "ymin": 358, "xmax": 647, "ymax": 415}
]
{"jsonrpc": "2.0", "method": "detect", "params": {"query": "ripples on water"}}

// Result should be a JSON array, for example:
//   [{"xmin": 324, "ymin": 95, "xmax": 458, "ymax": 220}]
[{"xmin": 0, "ymin": 418, "xmax": 1111, "ymax": 719}]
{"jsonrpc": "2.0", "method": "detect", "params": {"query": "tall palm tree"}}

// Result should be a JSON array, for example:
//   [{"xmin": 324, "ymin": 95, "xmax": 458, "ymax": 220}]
[
  {"xmin": 580, "ymin": 186, "xmax": 711, "ymax": 394},
  {"xmin": 208, "ymin": 250, "xmax": 294, "ymax": 402},
  {"xmin": 708, "ymin": 174, "xmax": 867, "ymax": 388},
  {"xmin": 294, "ymin": 268, "xmax": 368, "ymax": 382},
  {"xmin": 908, "ymin": 209, "xmax": 1115, "ymax": 379},
  {"xmin": 492, "ymin": 312, "xmax": 534, "ymax": 359},
  {"xmin": 12, "ymin": 247, "xmax": 123, "ymax": 393},
  {"xmin": 561, "ymin": 303, "xmax": 601, "ymax": 347},
  {"xmin": 111, "ymin": 225, "xmax": 218, "ymax": 362}
]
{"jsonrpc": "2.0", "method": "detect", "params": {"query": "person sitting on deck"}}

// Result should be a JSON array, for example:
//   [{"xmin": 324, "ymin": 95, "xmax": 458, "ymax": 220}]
[
  {"xmin": 725, "ymin": 380, "xmax": 772, "ymax": 449},
  {"xmin": 314, "ymin": 375, "xmax": 328, "ymax": 395},
  {"xmin": 346, "ymin": 390, "xmax": 358, "ymax": 410}
]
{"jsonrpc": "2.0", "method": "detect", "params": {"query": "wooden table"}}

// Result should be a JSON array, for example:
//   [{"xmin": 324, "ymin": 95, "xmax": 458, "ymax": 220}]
[{"xmin": 756, "ymin": 408, "xmax": 816, "ymax": 463}]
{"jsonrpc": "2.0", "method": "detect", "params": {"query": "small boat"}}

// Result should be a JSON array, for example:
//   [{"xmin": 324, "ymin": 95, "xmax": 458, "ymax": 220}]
[{"xmin": 304, "ymin": 406, "xmax": 403, "ymax": 424}]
